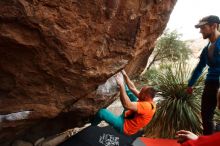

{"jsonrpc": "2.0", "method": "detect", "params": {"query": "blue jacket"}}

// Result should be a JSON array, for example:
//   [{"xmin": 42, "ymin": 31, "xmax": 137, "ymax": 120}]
[{"xmin": 188, "ymin": 37, "xmax": 220, "ymax": 87}]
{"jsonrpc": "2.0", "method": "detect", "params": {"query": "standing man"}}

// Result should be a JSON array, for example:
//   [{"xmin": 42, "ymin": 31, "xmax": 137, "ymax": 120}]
[
  {"xmin": 187, "ymin": 15, "xmax": 220, "ymax": 135},
  {"xmin": 92, "ymin": 70, "xmax": 156, "ymax": 135}
]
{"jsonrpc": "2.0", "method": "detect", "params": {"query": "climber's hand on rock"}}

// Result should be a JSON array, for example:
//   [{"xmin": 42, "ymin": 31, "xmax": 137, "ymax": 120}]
[
  {"xmin": 115, "ymin": 74, "xmax": 124, "ymax": 87},
  {"xmin": 121, "ymin": 70, "xmax": 127, "ymax": 76}
]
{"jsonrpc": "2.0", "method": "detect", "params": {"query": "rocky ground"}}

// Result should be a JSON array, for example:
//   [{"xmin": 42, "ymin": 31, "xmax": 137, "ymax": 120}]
[{"xmin": 12, "ymin": 99, "xmax": 124, "ymax": 146}]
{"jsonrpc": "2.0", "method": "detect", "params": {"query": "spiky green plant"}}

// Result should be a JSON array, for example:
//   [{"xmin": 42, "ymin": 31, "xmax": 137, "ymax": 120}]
[
  {"xmin": 144, "ymin": 62, "xmax": 205, "ymax": 138},
  {"xmin": 215, "ymin": 110, "xmax": 220, "ymax": 123}
]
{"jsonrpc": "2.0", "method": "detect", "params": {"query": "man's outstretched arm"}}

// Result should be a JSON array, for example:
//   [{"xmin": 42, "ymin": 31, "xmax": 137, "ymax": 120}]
[
  {"xmin": 121, "ymin": 70, "xmax": 139, "ymax": 98},
  {"xmin": 176, "ymin": 130, "xmax": 198, "ymax": 143},
  {"xmin": 115, "ymin": 74, "xmax": 137, "ymax": 111}
]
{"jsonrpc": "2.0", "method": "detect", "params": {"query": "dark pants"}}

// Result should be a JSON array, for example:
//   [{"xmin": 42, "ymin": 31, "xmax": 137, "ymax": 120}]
[{"xmin": 201, "ymin": 81, "xmax": 219, "ymax": 135}]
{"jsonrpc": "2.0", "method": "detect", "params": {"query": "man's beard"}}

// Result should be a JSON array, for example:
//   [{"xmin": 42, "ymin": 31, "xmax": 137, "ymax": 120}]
[{"xmin": 203, "ymin": 33, "xmax": 212, "ymax": 39}]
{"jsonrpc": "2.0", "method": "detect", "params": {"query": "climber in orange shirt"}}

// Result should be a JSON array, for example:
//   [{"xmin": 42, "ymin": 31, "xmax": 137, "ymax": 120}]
[{"xmin": 91, "ymin": 70, "xmax": 156, "ymax": 135}]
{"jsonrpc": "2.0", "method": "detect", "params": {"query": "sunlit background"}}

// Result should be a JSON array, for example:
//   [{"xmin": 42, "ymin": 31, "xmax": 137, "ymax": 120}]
[{"xmin": 167, "ymin": 0, "xmax": 220, "ymax": 40}]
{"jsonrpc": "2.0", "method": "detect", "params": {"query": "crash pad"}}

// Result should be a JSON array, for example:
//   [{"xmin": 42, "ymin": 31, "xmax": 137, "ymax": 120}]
[{"xmin": 59, "ymin": 125, "xmax": 142, "ymax": 146}]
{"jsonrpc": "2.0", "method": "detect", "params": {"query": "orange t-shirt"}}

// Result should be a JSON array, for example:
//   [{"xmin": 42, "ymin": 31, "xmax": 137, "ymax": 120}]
[{"xmin": 123, "ymin": 101, "xmax": 156, "ymax": 135}]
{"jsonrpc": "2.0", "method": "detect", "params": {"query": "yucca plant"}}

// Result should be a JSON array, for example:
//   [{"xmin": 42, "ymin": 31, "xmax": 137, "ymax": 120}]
[
  {"xmin": 144, "ymin": 62, "xmax": 205, "ymax": 138},
  {"xmin": 214, "ymin": 109, "xmax": 220, "ymax": 125}
]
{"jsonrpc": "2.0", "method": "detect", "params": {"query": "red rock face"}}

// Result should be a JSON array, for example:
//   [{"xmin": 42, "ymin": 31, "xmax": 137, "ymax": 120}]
[{"xmin": 0, "ymin": 0, "xmax": 176, "ymax": 144}]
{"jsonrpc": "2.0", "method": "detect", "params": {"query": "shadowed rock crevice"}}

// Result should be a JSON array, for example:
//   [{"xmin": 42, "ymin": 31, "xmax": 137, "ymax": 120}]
[{"xmin": 0, "ymin": 0, "xmax": 177, "ymax": 145}]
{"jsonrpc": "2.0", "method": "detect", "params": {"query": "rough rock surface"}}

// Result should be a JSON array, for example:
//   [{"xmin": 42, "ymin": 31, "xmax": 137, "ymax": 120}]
[{"xmin": 0, "ymin": 0, "xmax": 176, "ymax": 145}]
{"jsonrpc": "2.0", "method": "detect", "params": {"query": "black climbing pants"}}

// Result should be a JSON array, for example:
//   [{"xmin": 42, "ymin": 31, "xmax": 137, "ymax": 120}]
[{"xmin": 201, "ymin": 81, "xmax": 219, "ymax": 135}]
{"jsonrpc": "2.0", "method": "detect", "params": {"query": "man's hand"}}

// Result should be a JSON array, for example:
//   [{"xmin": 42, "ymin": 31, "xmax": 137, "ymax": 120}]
[
  {"xmin": 186, "ymin": 87, "xmax": 193, "ymax": 94},
  {"xmin": 115, "ymin": 74, "xmax": 124, "ymax": 87},
  {"xmin": 176, "ymin": 130, "xmax": 198, "ymax": 143},
  {"xmin": 120, "ymin": 69, "xmax": 140, "ymax": 98},
  {"xmin": 121, "ymin": 70, "xmax": 127, "ymax": 76}
]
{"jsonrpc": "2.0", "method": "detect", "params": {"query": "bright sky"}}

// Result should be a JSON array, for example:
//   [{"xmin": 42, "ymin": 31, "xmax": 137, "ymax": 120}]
[{"xmin": 166, "ymin": 0, "xmax": 220, "ymax": 40}]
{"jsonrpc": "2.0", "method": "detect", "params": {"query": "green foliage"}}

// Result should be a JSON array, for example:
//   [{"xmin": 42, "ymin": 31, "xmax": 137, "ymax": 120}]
[
  {"xmin": 156, "ymin": 30, "xmax": 191, "ymax": 61},
  {"xmin": 214, "ymin": 110, "xmax": 220, "ymax": 123},
  {"xmin": 146, "ymin": 30, "xmax": 192, "ymax": 70},
  {"xmin": 139, "ymin": 67, "xmax": 158, "ymax": 85},
  {"xmin": 144, "ymin": 62, "xmax": 205, "ymax": 138}
]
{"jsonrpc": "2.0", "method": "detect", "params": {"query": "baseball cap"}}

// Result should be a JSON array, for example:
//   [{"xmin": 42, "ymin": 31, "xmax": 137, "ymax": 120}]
[{"xmin": 195, "ymin": 15, "xmax": 220, "ymax": 28}]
